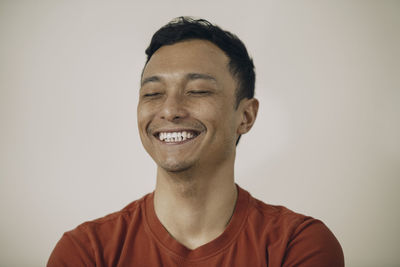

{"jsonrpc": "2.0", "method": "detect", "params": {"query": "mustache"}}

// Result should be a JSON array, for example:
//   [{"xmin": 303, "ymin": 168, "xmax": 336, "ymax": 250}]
[{"xmin": 147, "ymin": 121, "xmax": 206, "ymax": 135}]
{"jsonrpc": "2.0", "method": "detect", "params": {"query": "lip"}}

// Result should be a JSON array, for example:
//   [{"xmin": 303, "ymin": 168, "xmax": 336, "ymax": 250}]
[
  {"xmin": 152, "ymin": 128, "xmax": 204, "ymax": 145},
  {"xmin": 153, "ymin": 128, "xmax": 201, "ymax": 135}
]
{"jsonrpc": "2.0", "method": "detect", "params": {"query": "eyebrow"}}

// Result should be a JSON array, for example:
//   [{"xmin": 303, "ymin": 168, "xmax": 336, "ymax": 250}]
[
  {"xmin": 141, "ymin": 76, "xmax": 161, "ymax": 87},
  {"xmin": 141, "ymin": 72, "xmax": 217, "ymax": 87},
  {"xmin": 186, "ymin": 73, "xmax": 217, "ymax": 83}
]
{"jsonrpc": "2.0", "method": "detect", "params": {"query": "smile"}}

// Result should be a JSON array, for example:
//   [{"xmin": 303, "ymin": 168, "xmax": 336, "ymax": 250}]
[{"xmin": 156, "ymin": 130, "xmax": 199, "ymax": 143}]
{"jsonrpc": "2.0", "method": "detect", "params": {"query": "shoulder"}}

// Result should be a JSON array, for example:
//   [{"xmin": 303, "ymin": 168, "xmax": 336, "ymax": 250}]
[
  {"xmin": 70, "ymin": 193, "xmax": 147, "ymax": 239},
  {"xmin": 79, "ymin": 194, "xmax": 146, "ymax": 231},
  {"xmin": 47, "ymin": 193, "xmax": 150, "ymax": 266},
  {"xmin": 247, "ymin": 194, "xmax": 311, "ymax": 232},
  {"xmin": 247, "ymin": 194, "xmax": 344, "ymax": 267}
]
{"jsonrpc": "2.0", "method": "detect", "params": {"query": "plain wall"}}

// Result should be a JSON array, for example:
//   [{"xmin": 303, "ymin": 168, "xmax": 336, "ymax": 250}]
[{"xmin": 1, "ymin": 1, "xmax": 399, "ymax": 266}]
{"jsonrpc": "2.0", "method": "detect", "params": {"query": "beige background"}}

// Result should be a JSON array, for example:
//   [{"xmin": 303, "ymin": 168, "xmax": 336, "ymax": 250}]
[{"xmin": 1, "ymin": 1, "xmax": 399, "ymax": 266}]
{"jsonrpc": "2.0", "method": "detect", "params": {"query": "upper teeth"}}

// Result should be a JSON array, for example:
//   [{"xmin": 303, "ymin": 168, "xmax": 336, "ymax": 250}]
[{"xmin": 158, "ymin": 131, "xmax": 195, "ymax": 142}]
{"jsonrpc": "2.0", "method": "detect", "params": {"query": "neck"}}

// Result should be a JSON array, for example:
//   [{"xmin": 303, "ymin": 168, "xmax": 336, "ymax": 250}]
[{"xmin": 153, "ymin": 160, "xmax": 237, "ymax": 250}]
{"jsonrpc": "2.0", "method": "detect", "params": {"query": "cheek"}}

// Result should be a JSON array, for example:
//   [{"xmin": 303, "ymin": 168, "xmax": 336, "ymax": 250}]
[
  {"xmin": 137, "ymin": 103, "xmax": 152, "ymax": 126},
  {"xmin": 199, "ymin": 103, "xmax": 237, "ymax": 133},
  {"xmin": 137, "ymin": 111, "xmax": 152, "ymax": 140}
]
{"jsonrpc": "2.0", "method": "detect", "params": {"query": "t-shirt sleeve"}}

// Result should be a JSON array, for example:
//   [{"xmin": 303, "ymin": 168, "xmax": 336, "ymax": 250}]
[
  {"xmin": 47, "ymin": 227, "xmax": 96, "ymax": 267},
  {"xmin": 282, "ymin": 219, "xmax": 344, "ymax": 267}
]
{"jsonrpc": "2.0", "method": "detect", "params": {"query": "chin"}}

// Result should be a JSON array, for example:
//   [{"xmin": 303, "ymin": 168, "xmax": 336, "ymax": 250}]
[
  {"xmin": 161, "ymin": 165, "xmax": 191, "ymax": 173},
  {"xmin": 158, "ymin": 160, "xmax": 194, "ymax": 173}
]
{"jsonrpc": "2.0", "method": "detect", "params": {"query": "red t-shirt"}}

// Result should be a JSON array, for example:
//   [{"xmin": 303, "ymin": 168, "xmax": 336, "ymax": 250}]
[{"xmin": 48, "ymin": 186, "xmax": 344, "ymax": 266}]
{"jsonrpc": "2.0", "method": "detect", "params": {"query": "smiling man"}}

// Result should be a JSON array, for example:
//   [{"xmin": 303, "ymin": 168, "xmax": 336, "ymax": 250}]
[{"xmin": 48, "ymin": 17, "xmax": 344, "ymax": 266}]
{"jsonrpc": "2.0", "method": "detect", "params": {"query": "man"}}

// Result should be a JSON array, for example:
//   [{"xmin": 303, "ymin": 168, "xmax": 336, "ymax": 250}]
[{"xmin": 48, "ymin": 17, "xmax": 344, "ymax": 266}]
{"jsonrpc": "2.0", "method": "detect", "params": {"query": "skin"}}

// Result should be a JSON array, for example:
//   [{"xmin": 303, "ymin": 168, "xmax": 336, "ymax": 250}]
[{"xmin": 137, "ymin": 39, "xmax": 258, "ymax": 249}]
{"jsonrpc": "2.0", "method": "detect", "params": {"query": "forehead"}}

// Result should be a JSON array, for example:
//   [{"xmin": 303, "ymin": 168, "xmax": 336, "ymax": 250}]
[{"xmin": 142, "ymin": 39, "xmax": 231, "ymax": 80}]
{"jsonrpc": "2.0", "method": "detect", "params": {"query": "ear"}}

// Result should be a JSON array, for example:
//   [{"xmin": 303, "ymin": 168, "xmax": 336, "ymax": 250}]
[{"xmin": 237, "ymin": 98, "xmax": 259, "ymax": 135}]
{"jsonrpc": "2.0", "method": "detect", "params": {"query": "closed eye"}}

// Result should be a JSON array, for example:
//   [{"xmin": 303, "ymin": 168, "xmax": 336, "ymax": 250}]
[
  {"xmin": 143, "ymin": 92, "xmax": 162, "ymax": 98},
  {"xmin": 188, "ymin": 90, "xmax": 212, "ymax": 95}
]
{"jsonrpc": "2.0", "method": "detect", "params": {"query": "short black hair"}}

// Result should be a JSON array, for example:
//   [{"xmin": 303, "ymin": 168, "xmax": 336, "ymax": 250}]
[{"xmin": 144, "ymin": 16, "xmax": 255, "ymax": 107}]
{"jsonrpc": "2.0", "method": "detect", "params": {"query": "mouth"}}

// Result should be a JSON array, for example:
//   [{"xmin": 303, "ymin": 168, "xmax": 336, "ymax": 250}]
[{"xmin": 154, "ymin": 129, "xmax": 201, "ymax": 144}]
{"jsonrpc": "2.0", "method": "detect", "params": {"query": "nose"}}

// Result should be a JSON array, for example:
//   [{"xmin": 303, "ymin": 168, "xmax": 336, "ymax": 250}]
[{"xmin": 159, "ymin": 94, "xmax": 188, "ymax": 122}]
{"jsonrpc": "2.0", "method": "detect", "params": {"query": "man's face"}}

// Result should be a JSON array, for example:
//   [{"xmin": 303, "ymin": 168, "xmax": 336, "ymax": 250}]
[{"xmin": 137, "ymin": 39, "xmax": 244, "ymax": 173}]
